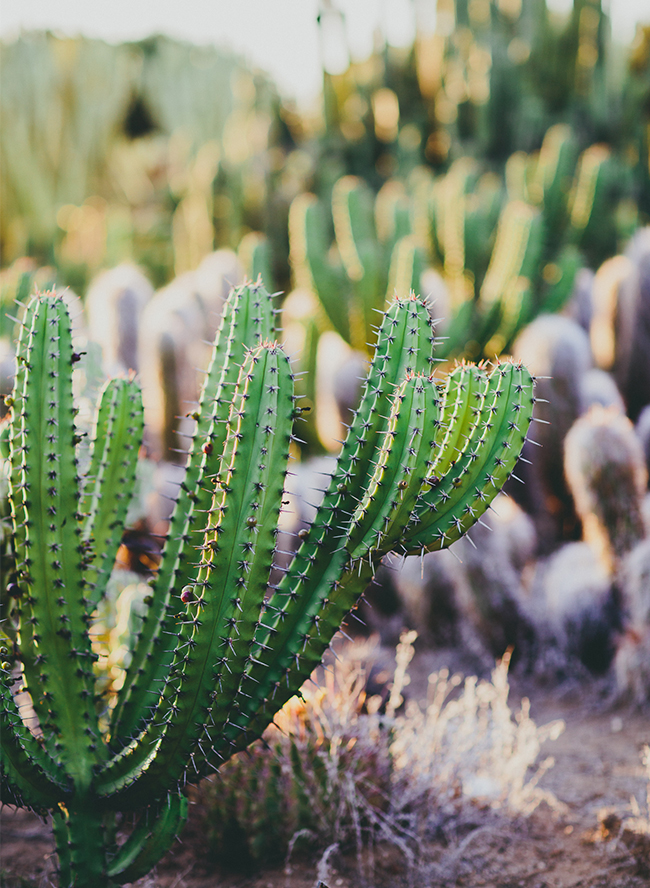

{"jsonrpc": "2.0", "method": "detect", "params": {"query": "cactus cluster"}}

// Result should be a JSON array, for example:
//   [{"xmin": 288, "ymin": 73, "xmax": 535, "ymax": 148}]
[
  {"xmin": 287, "ymin": 117, "xmax": 627, "ymax": 383},
  {"xmin": 318, "ymin": 0, "xmax": 648, "ymax": 197},
  {"xmin": 0, "ymin": 281, "xmax": 534, "ymax": 885}
]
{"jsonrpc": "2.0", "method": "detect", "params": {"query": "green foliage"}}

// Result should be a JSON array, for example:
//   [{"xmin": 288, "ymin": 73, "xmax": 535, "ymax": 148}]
[
  {"xmin": 1, "ymin": 281, "xmax": 533, "ymax": 886},
  {"xmin": 288, "ymin": 177, "xmax": 425, "ymax": 353},
  {"xmin": 289, "ymin": 120, "xmax": 621, "ymax": 366},
  {"xmin": 0, "ymin": 33, "xmax": 290, "ymax": 290},
  {"xmin": 316, "ymin": 0, "xmax": 648, "ymax": 188}
]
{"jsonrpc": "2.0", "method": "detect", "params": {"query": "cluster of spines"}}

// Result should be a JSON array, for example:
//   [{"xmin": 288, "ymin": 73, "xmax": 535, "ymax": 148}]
[
  {"xmin": 109, "ymin": 279, "xmax": 275, "ymax": 744},
  {"xmin": 81, "ymin": 376, "xmax": 144, "ymax": 607},
  {"xmin": 348, "ymin": 372, "xmax": 443, "ymax": 560},
  {"xmin": 8, "ymin": 295, "xmax": 99, "ymax": 785},
  {"xmin": 403, "ymin": 359, "xmax": 534, "ymax": 553}
]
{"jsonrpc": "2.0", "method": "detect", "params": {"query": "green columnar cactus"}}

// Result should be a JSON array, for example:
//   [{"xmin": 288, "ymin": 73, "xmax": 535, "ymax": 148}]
[
  {"xmin": 289, "ymin": 178, "xmax": 424, "ymax": 355},
  {"xmin": 1, "ymin": 283, "xmax": 534, "ymax": 887},
  {"xmin": 290, "ymin": 138, "xmax": 598, "ymax": 373},
  {"xmin": 477, "ymin": 199, "xmax": 545, "ymax": 354}
]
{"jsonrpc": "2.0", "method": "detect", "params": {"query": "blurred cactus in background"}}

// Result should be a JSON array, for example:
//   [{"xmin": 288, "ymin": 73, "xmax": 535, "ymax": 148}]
[
  {"xmin": 286, "ymin": 127, "xmax": 622, "ymax": 401},
  {"xmin": 564, "ymin": 406, "xmax": 648, "ymax": 574},
  {"xmin": 85, "ymin": 264, "xmax": 155, "ymax": 377},
  {"xmin": 0, "ymin": 33, "xmax": 295, "ymax": 293},
  {"xmin": 315, "ymin": 0, "xmax": 649, "ymax": 187},
  {"xmin": 0, "ymin": 34, "xmax": 135, "ymax": 264}
]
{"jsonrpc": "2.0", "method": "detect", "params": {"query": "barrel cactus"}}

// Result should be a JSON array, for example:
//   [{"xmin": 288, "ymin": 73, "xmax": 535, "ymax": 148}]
[{"xmin": 1, "ymin": 281, "xmax": 534, "ymax": 886}]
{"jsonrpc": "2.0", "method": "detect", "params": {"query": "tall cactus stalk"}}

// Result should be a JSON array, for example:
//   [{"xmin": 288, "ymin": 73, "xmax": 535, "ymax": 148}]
[{"xmin": 1, "ymin": 282, "xmax": 534, "ymax": 886}]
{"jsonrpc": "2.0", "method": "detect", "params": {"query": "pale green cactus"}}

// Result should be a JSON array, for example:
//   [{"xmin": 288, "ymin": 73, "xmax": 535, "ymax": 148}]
[
  {"xmin": 1, "ymin": 282, "xmax": 534, "ymax": 887},
  {"xmin": 289, "ymin": 177, "xmax": 423, "ymax": 354}
]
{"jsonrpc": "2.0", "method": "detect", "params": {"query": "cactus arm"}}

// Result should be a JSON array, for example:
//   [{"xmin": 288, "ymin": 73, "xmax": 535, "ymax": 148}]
[
  {"xmin": 16, "ymin": 295, "xmax": 99, "ymax": 785},
  {"xmin": 479, "ymin": 201, "xmax": 543, "ymax": 314},
  {"xmin": 219, "ymin": 296, "xmax": 436, "ymax": 750},
  {"xmin": 386, "ymin": 235, "xmax": 426, "ymax": 302},
  {"xmin": 200, "ymin": 345, "xmax": 294, "ymax": 740},
  {"xmin": 96, "ymin": 343, "xmax": 294, "ymax": 801},
  {"xmin": 428, "ymin": 364, "xmax": 487, "ymax": 480},
  {"xmin": 348, "ymin": 373, "xmax": 442, "ymax": 560},
  {"xmin": 568, "ymin": 144, "xmax": 610, "ymax": 243},
  {"xmin": 51, "ymin": 810, "xmax": 72, "ymax": 887},
  {"xmin": 0, "ymin": 672, "xmax": 70, "ymax": 809},
  {"xmin": 107, "ymin": 793, "xmax": 188, "ymax": 883},
  {"xmin": 238, "ymin": 234, "xmax": 276, "ymax": 294},
  {"xmin": 404, "ymin": 360, "xmax": 534, "ymax": 553},
  {"xmin": 7, "ymin": 297, "xmax": 38, "ymax": 577},
  {"xmin": 110, "ymin": 281, "xmax": 274, "ymax": 744},
  {"xmin": 54, "ymin": 801, "xmax": 108, "ymax": 888},
  {"xmin": 331, "ymin": 176, "xmax": 377, "ymax": 285},
  {"xmin": 6, "ymin": 298, "xmax": 41, "ymax": 696},
  {"xmin": 478, "ymin": 201, "xmax": 544, "ymax": 353},
  {"xmin": 289, "ymin": 193, "xmax": 350, "ymax": 343},
  {"xmin": 533, "ymin": 124, "xmax": 577, "ymax": 247},
  {"xmin": 375, "ymin": 180, "xmax": 412, "ymax": 253},
  {"xmin": 332, "ymin": 176, "xmax": 385, "ymax": 351},
  {"xmin": 81, "ymin": 377, "xmax": 144, "ymax": 607},
  {"xmin": 463, "ymin": 177, "xmax": 502, "ymax": 294}
]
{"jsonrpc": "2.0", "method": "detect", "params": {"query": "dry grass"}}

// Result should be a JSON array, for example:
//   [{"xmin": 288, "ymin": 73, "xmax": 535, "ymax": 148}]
[{"xmin": 200, "ymin": 633, "xmax": 565, "ymax": 884}]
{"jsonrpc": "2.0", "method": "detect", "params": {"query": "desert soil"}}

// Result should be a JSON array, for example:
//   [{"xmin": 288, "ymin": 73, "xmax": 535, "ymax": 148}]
[{"xmin": 2, "ymin": 657, "xmax": 649, "ymax": 888}]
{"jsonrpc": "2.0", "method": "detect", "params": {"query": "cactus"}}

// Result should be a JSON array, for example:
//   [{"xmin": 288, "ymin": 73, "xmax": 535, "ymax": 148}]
[
  {"xmin": 532, "ymin": 541, "xmax": 618, "ymax": 675},
  {"xmin": 1, "ymin": 283, "xmax": 533, "ymax": 886},
  {"xmin": 610, "ymin": 228, "xmax": 650, "ymax": 422},
  {"xmin": 564, "ymin": 406, "xmax": 648, "ymax": 574},
  {"xmin": 289, "ymin": 179, "xmax": 424, "ymax": 355},
  {"xmin": 511, "ymin": 313, "xmax": 593, "ymax": 551},
  {"xmin": 85, "ymin": 264, "xmax": 154, "ymax": 377}
]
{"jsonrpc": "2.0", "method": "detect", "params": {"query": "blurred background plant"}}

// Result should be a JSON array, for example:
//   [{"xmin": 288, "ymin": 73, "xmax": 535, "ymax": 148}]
[{"xmin": 0, "ymin": 32, "xmax": 299, "ymax": 294}]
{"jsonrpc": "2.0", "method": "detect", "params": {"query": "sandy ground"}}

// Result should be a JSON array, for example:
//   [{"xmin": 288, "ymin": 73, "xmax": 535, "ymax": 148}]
[{"xmin": 2, "ymin": 665, "xmax": 649, "ymax": 888}]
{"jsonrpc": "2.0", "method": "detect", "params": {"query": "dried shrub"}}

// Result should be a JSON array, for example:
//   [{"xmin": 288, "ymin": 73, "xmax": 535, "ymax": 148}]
[{"xmin": 200, "ymin": 634, "xmax": 564, "ymax": 881}]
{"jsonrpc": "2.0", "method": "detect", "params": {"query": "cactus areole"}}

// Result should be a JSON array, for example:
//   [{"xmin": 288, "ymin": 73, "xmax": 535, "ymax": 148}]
[{"xmin": 1, "ymin": 283, "xmax": 535, "ymax": 886}]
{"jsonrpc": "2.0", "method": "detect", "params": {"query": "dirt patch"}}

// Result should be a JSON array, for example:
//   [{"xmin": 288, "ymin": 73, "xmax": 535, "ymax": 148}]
[{"xmin": 2, "ymin": 677, "xmax": 648, "ymax": 888}]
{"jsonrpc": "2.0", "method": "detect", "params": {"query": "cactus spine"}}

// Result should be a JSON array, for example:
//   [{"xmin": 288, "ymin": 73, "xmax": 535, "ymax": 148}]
[{"xmin": 1, "ymin": 285, "xmax": 533, "ymax": 887}]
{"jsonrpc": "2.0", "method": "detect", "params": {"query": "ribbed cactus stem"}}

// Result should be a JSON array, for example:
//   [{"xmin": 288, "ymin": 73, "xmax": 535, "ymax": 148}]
[
  {"xmin": 348, "ymin": 372, "xmax": 442, "ymax": 559},
  {"xmin": 82, "ymin": 377, "xmax": 143, "ymax": 606},
  {"xmin": 111, "ymin": 279, "xmax": 274, "ymax": 742},
  {"xmin": 1, "ymin": 286, "xmax": 533, "ymax": 887},
  {"xmin": 13, "ymin": 297, "xmax": 98, "ymax": 785}
]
